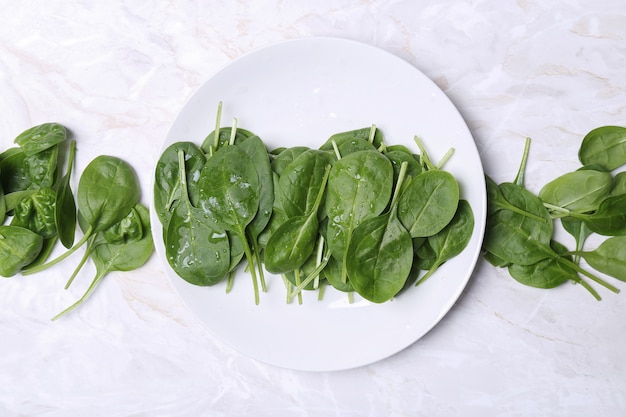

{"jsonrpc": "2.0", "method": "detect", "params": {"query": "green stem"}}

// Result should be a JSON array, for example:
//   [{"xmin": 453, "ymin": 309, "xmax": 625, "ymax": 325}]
[
  {"xmin": 65, "ymin": 236, "xmax": 95, "ymax": 289},
  {"xmin": 251, "ymin": 238, "xmax": 267, "ymax": 293},
  {"xmin": 294, "ymin": 268, "xmax": 303, "ymax": 305},
  {"xmin": 558, "ymin": 256, "xmax": 620, "ymax": 294},
  {"xmin": 413, "ymin": 136, "xmax": 436, "ymax": 171},
  {"xmin": 212, "ymin": 101, "xmax": 223, "ymax": 152},
  {"xmin": 51, "ymin": 269, "xmax": 108, "ymax": 321},
  {"xmin": 22, "ymin": 226, "xmax": 94, "ymax": 275},
  {"xmin": 436, "ymin": 148, "xmax": 455, "ymax": 170},
  {"xmin": 331, "ymin": 140, "xmax": 342, "ymax": 160},
  {"xmin": 514, "ymin": 137, "xmax": 531, "ymax": 187},
  {"xmin": 228, "ymin": 118, "xmax": 238, "ymax": 146},
  {"xmin": 238, "ymin": 226, "xmax": 259, "ymax": 305},
  {"xmin": 368, "ymin": 124, "xmax": 377, "ymax": 144}
]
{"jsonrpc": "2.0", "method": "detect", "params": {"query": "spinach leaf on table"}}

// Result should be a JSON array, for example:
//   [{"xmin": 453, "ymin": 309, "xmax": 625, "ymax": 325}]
[
  {"xmin": 23, "ymin": 155, "xmax": 140, "ymax": 275},
  {"xmin": 51, "ymin": 204, "xmax": 154, "ymax": 320},
  {"xmin": 0, "ymin": 225, "xmax": 43, "ymax": 277},
  {"xmin": 14, "ymin": 122, "xmax": 67, "ymax": 156},
  {"xmin": 55, "ymin": 140, "xmax": 77, "ymax": 248},
  {"xmin": 571, "ymin": 236, "xmax": 626, "ymax": 282},
  {"xmin": 10, "ymin": 187, "xmax": 57, "ymax": 238},
  {"xmin": 539, "ymin": 170, "xmax": 612, "ymax": 214},
  {"xmin": 578, "ymin": 126, "xmax": 626, "ymax": 171}
]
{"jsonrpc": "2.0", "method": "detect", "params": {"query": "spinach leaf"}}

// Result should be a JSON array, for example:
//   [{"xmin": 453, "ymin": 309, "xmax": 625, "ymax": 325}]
[
  {"xmin": 55, "ymin": 140, "xmax": 77, "ymax": 248},
  {"xmin": 51, "ymin": 204, "xmax": 154, "ymax": 320},
  {"xmin": 507, "ymin": 241, "xmax": 574, "ymax": 289},
  {"xmin": 14, "ymin": 123, "xmax": 67, "ymax": 156},
  {"xmin": 198, "ymin": 144, "xmax": 261, "ymax": 303},
  {"xmin": 153, "ymin": 141, "xmax": 206, "ymax": 229},
  {"xmin": 397, "ymin": 170, "xmax": 459, "ymax": 238},
  {"xmin": 325, "ymin": 150, "xmax": 393, "ymax": 281},
  {"xmin": 264, "ymin": 165, "xmax": 330, "ymax": 274},
  {"xmin": 610, "ymin": 172, "xmax": 626, "ymax": 197},
  {"xmin": 418, "ymin": 199, "xmax": 474, "ymax": 284},
  {"xmin": 166, "ymin": 150, "xmax": 230, "ymax": 285},
  {"xmin": 346, "ymin": 162, "xmax": 413, "ymax": 303},
  {"xmin": 0, "ymin": 150, "xmax": 30, "ymax": 193},
  {"xmin": 270, "ymin": 146, "xmax": 310, "ymax": 176},
  {"xmin": 10, "ymin": 187, "xmax": 57, "ymax": 238},
  {"xmin": 385, "ymin": 150, "xmax": 423, "ymax": 183},
  {"xmin": 578, "ymin": 126, "xmax": 626, "ymax": 171},
  {"xmin": 277, "ymin": 149, "xmax": 334, "ymax": 218},
  {"xmin": 576, "ymin": 194, "xmax": 626, "ymax": 236},
  {"xmin": 0, "ymin": 225, "xmax": 43, "ymax": 277},
  {"xmin": 539, "ymin": 170, "xmax": 612, "ymax": 213},
  {"xmin": 483, "ymin": 182, "xmax": 555, "ymax": 265},
  {"xmin": 24, "ymin": 146, "xmax": 59, "ymax": 189},
  {"xmin": 571, "ymin": 236, "xmax": 626, "ymax": 282}
]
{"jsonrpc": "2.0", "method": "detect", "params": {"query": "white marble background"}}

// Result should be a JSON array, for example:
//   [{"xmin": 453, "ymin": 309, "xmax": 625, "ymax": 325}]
[{"xmin": 1, "ymin": 0, "xmax": 625, "ymax": 416}]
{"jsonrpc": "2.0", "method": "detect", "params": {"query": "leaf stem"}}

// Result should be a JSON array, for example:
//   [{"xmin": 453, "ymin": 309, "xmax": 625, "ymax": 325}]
[
  {"xmin": 22, "ymin": 226, "xmax": 94, "ymax": 275},
  {"xmin": 514, "ymin": 137, "xmax": 531, "ymax": 187},
  {"xmin": 558, "ymin": 256, "xmax": 620, "ymax": 294},
  {"xmin": 413, "ymin": 136, "xmax": 436, "ymax": 171},
  {"xmin": 212, "ymin": 101, "xmax": 223, "ymax": 152}
]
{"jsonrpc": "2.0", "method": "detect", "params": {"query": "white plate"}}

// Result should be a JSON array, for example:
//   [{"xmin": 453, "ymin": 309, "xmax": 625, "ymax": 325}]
[{"xmin": 151, "ymin": 37, "xmax": 486, "ymax": 372}]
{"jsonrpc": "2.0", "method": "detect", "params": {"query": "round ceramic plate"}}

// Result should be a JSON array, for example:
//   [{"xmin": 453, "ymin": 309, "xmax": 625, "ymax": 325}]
[{"xmin": 151, "ymin": 37, "xmax": 486, "ymax": 372}]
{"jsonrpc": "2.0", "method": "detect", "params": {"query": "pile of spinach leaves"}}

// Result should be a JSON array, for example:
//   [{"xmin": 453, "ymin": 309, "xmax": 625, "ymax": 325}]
[
  {"xmin": 1, "ymin": 123, "xmax": 153, "ymax": 319},
  {"xmin": 483, "ymin": 126, "xmax": 626, "ymax": 299},
  {"xmin": 154, "ymin": 104, "xmax": 474, "ymax": 304}
]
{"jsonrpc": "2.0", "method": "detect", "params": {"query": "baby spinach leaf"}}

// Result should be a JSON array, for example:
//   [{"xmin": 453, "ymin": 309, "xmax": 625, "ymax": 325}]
[
  {"xmin": 55, "ymin": 140, "xmax": 77, "ymax": 248},
  {"xmin": 24, "ymin": 146, "xmax": 59, "ymax": 189},
  {"xmin": 277, "ymin": 149, "xmax": 334, "ymax": 218},
  {"xmin": 572, "ymin": 236, "xmax": 626, "ymax": 282},
  {"xmin": 10, "ymin": 187, "xmax": 57, "ymax": 238},
  {"xmin": 14, "ymin": 123, "xmax": 67, "ymax": 156},
  {"xmin": 0, "ymin": 150, "xmax": 30, "ymax": 193},
  {"xmin": 397, "ymin": 170, "xmax": 459, "ymax": 238},
  {"xmin": 561, "ymin": 217, "xmax": 593, "ymax": 263},
  {"xmin": 418, "ymin": 199, "xmax": 474, "ymax": 284},
  {"xmin": 51, "ymin": 204, "xmax": 154, "ymax": 320},
  {"xmin": 0, "ymin": 225, "xmax": 43, "ymax": 277},
  {"xmin": 346, "ymin": 162, "xmax": 413, "ymax": 303},
  {"xmin": 103, "ymin": 206, "xmax": 143, "ymax": 244},
  {"xmin": 320, "ymin": 126, "xmax": 383, "ymax": 151},
  {"xmin": 483, "ymin": 182, "xmax": 554, "ymax": 265},
  {"xmin": 167, "ymin": 149, "xmax": 230, "ymax": 286},
  {"xmin": 539, "ymin": 170, "xmax": 612, "ymax": 213},
  {"xmin": 578, "ymin": 126, "xmax": 626, "ymax": 171},
  {"xmin": 610, "ymin": 172, "xmax": 626, "ymax": 197},
  {"xmin": 78, "ymin": 155, "xmax": 140, "ymax": 234},
  {"xmin": 270, "ymin": 146, "xmax": 310, "ymax": 176},
  {"xmin": 198, "ymin": 144, "xmax": 261, "ymax": 303},
  {"xmin": 153, "ymin": 141, "xmax": 206, "ymax": 229},
  {"xmin": 578, "ymin": 194, "xmax": 626, "ymax": 236},
  {"xmin": 507, "ymin": 241, "xmax": 574, "ymax": 289},
  {"xmin": 485, "ymin": 175, "xmax": 546, "ymax": 222},
  {"xmin": 385, "ymin": 150, "xmax": 423, "ymax": 183},
  {"xmin": 325, "ymin": 150, "xmax": 393, "ymax": 279},
  {"xmin": 264, "ymin": 165, "xmax": 330, "ymax": 274}
]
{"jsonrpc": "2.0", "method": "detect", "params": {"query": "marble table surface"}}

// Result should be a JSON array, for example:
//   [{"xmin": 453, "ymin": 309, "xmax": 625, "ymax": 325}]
[{"xmin": 1, "ymin": 1, "xmax": 625, "ymax": 416}]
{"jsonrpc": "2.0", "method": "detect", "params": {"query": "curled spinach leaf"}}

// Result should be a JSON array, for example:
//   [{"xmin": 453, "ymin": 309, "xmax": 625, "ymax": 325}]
[
  {"xmin": 10, "ymin": 187, "xmax": 57, "ymax": 238},
  {"xmin": 14, "ymin": 122, "xmax": 67, "ymax": 156},
  {"xmin": 51, "ymin": 204, "xmax": 153, "ymax": 320},
  {"xmin": 578, "ymin": 126, "xmax": 626, "ymax": 171},
  {"xmin": 0, "ymin": 225, "xmax": 43, "ymax": 277}
]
